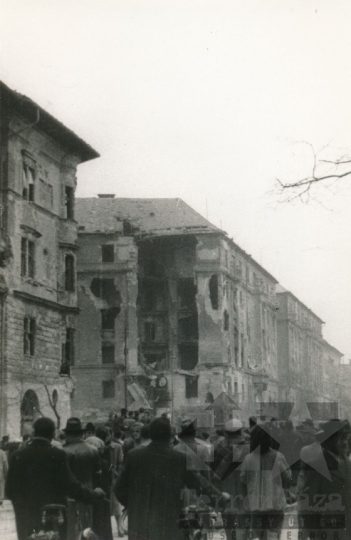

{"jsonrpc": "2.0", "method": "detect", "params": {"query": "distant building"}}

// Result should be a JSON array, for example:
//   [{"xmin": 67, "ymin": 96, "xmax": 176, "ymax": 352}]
[
  {"xmin": 0, "ymin": 82, "xmax": 99, "ymax": 437},
  {"xmin": 73, "ymin": 196, "xmax": 280, "ymax": 425},
  {"xmin": 276, "ymin": 285, "xmax": 344, "ymax": 421}
]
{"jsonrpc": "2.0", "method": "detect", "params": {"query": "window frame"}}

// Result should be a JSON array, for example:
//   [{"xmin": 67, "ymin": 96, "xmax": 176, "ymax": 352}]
[{"xmin": 24, "ymin": 317, "xmax": 36, "ymax": 356}]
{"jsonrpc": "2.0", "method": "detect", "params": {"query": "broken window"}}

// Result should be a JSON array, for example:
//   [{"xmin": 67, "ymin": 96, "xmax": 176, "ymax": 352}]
[
  {"xmin": 185, "ymin": 376, "xmax": 198, "ymax": 399},
  {"xmin": 209, "ymin": 274, "xmax": 219, "ymax": 310},
  {"xmin": 178, "ymin": 279, "xmax": 197, "ymax": 310},
  {"xmin": 140, "ymin": 280, "xmax": 166, "ymax": 311},
  {"xmin": 179, "ymin": 343, "xmax": 198, "ymax": 370},
  {"xmin": 101, "ymin": 308, "xmax": 118, "ymax": 331},
  {"xmin": 24, "ymin": 318, "xmax": 36, "ymax": 356},
  {"xmin": 23, "ymin": 164, "xmax": 35, "ymax": 201},
  {"xmin": 65, "ymin": 255, "xmax": 75, "ymax": 292},
  {"xmin": 102, "ymin": 380, "xmax": 115, "ymax": 399},
  {"xmin": 21, "ymin": 238, "xmax": 35, "ymax": 278},
  {"xmin": 102, "ymin": 345, "xmax": 115, "ymax": 364},
  {"xmin": 65, "ymin": 186, "xmax": 74, "ymax": 219},
  {"xmin": 143, "ymin": 258, "xmax": 165, "ymax": 278},
  {"xmin": 223, "ymin": 310, "xmax": 229, "ymax": 331},
  {"xmin": 102, "ymin": 244, "xmax": 114, "ymax": 263},
  {"xmin": 143, "ymin": 351, "xmax": 167, "ymax": 368},
  {"xmin": 90, "ymin": 278, "xmax": 121, "ymax": 307},
  {"xmin": 178, "ymin": 313, "xmax": 198, "ymax": 341}
]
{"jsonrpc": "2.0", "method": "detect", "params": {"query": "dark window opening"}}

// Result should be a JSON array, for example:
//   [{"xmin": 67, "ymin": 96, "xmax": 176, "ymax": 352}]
[
  {"xmin": 143, "ymin": 259, "xmax": 165, "ymax": 278},
  {"xmin": 144, "ymin": 321, "xmax": 156, "ymax": 343},
  {"xmin": 178, "ymin": 312, "xmax": 198, "ymax": 341},
  {"xmin": 185, "ymin": 376, "xmax": 198, "ymax": 398},
  {"xmin": 24, "ymin": 318, "xmax": 35, "ymax": 356},
  {"xmin": 65, "ymin": 186, "xmax": 74, "ymax": 219},
  {"xmin": 102, "ymin": 345, "xmax": 115, "ymax": 364},
  {"xmin": 209, "ymin": 274, "xmax": 219, "ymax": 310},
  {"xmin": 23, "ymin": 165, "xmax": 35, "ymax": 202},
  {"xmin": 52, "ymin": 389, "xmax": 58, "ymax": 405},
  {"xmin": 21, "ymin": 238, "xmax": 35, "ymax": 278},
  {"xmin": 101, "ymin": 308, "xmax": 119, "ymax": 330},
  {"xmin": 241, "ymin": 332, "xmax": 244, "ymax": 364},
  {"xmin": 179, "ymin": 343, "xmax": 198, "ymax": 370},
  {"xmin": 21, "ymin": 238, "xmax": 26, "ymax": 277},
  {"xmin": 102, "ymin": 380, "xmax": 115, "ymax": 399},
  {"xmin": 91, "ymin": 278, "xmax": 121, "ymax": 307},
  {"xmin": 123, "ymin": 219, "xmax": 133, "ymax": 236},
  {"xmin": 140, "ymin": 281, "xmax": 166, "ymax": 311},
  {"xmin": 178, "ymin": 279, "xmax": 197, "ymax": 310},
  {"xmin": 102, "ymin": 244, "xmax": 114, "ymax": 263},
  {"xmin": 223, "ymin": 310, "xmax": 229, "ymax": 331},
  {"xmin": 65, "ymin": 328, "xmax": 75, "ymax": 365},
  {"xmin": 234, "ymin": 381, "xmax": 238, "ymax": 395},
  {"xmin": 142, "ymin": 351, "xmax": 167, "ymax": 368},
  {"xmin": 65, "ymin": 254, "xmax": 75, "ymax": 292}
]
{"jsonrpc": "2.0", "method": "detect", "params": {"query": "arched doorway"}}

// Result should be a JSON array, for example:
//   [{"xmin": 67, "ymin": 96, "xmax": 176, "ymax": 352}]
[{"xmin": 21, "ymin": 389, "xmax": 41, "ymax": 436}]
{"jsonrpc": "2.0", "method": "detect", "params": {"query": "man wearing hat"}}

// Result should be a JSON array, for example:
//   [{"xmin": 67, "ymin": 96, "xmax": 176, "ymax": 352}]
[
  {"xmin": 6, "ymin": 417, "xmax": 104, "ymax": 540},
  {"xmin": 63, "ymin": 417, "xmax": 102, "ymax": 532},
  {"xmin": 213, "ymin": 418, "xmax": 250, "ymax": 540}
]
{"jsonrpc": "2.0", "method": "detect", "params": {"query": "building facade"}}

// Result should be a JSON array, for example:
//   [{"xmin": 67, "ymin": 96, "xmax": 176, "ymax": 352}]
[
  {"xmin": 0, "ymin": 82, "xmax": 98, "ymax": 437},
  {"xmin": 72, "ymin": 196, "xmax": 280, "ymax": 426}
]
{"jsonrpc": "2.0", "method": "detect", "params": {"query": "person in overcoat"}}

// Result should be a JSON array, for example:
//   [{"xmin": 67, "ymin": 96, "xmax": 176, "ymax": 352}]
[
  {"xmin": 115, "ymin": 417, "xmax": 229, "ymax": 540},
  {"xmin": 63, "ymin": 417, "xmax": 102, "ymax": 531},
  {"xmin": 5, "ymin": 417, "xmax": 104, "ymax": 540},
  {"xmin": 297, "ymin": 419, "xmax": 351, "ymax": 540}
]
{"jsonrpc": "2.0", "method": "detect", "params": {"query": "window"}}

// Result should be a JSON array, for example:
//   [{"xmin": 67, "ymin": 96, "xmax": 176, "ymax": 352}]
[
  {"xmin": 24, "ymin": 318, "xmax": 36, "ymax": 356},
  {"xmin": 223, "ymin": 310, "xmax": 229, "ymax": 331},
  {"xmin": 178, "ymin": 279, "xmax": 197, "ymax": 310},
  {"xmin": 144, "ymin": 321, "xmax": 156, "ymax": 343},
  {"xmin": 234, "ymin": 381, "xmax": 238, "ymax": 395},
  {"xmin": 21, "ymin": 238, "xmax": 35, "ymax": 278},
  {"xmin": 65, "ymin": 328, "xmax": 75, "ymax": 365},
  {"xmin": 209, "ymin": 275, "xmax": 219, "ymax": 310},
  {"xmin": 23, "ymin": 164, "xmax": 35, "ymax": 201},
  {"xmin": 185, "ymin": 376, "xmax": 198, "ymax": 398},
  {"xmin": 102, "ymin": 245, "xmax": 114, "ymax": 263},
  {"xmin": 65, "ymin": 255, "xmax": 75, "ymax": 292},
  {"xmin": 179, "ymin": 343, "xmax": 198, "ymax": 370},
  {"xmin": 65, "ymin": 186, "xmax": 74, "ymax": 219},
  {"xmin": 102, "ymin": 380, "xmax": 115, "ymax": 399},
  {"xmin": 101, "ymin": 308, "xmax": 116, "ymax": 331},
  {"xmin": 102, "ymin": 345, "xmax": 115, "ymax": 364}
]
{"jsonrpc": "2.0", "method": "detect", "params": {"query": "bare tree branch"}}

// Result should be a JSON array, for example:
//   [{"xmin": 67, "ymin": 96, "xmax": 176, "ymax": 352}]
[{"xmin": 276, "ymin": 143, "xmax": 351, "ymax": 203}]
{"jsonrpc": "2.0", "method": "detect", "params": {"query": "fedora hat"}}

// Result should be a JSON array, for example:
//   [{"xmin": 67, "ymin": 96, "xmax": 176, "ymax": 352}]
[
  {"xmin": 179, "ymin": 418, "xmax": 197, "ymax": 436},
  {"xmin": 63, "ymin": 417, "xmax": 85, "ymax": 434}
]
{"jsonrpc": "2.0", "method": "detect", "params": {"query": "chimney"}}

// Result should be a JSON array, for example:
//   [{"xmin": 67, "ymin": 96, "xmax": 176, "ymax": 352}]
[{"xmin": 97, "ymin": 194, "xmax": 115, "ymax": 198}]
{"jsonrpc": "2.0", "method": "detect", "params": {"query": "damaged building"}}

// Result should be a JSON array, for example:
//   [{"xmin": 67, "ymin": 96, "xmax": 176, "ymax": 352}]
[
  {"xmin": 0, "ymin": 82, "xmax": 99, "ymax": 437},
  {"xmin": 73, "ymin": 196, "xmax": 281, "ymax": 424}
]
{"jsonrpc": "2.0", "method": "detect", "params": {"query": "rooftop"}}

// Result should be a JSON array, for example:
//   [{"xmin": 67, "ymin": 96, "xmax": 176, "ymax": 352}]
[
  {"xmin": 76, "ymin": 197, "xmax": 221, "ymax": 236},
  {"xmin": 0, "ymin": 81, "xmax": 99, "ymax": 163}
]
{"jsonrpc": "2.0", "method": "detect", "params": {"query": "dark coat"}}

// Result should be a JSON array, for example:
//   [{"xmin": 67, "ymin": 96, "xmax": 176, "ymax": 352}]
[
  {"xmin": 115, "ymin": 440, "xmax": 223, "ymax": 540},
  {"xmin": 297, "ymin": 447, "xmax": 351, "ymax": 539},
  {"xmin": 5, "ymin": 437, "xmax": 95, "ymax": 540},
  {"xmin": 63, "ymin": 437, "xmax": 102, "ymax": 530}
]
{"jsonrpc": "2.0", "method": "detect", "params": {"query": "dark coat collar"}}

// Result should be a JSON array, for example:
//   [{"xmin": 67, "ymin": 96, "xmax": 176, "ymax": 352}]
[{"xmin": 29, "ymin": 437, "xmax": 52, "ymax": 446}]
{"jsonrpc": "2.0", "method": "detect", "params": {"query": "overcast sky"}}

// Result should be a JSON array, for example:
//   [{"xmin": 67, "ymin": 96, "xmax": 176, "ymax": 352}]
[{"xmin": 1, "ymin": 0, "xmax": 351, "ymax": 358}]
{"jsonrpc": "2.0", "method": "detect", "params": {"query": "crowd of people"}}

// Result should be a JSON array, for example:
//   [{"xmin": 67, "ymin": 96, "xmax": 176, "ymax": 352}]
[{"xmin": 1, "ymin": 409, "xmax": 351, "ymax": 540}]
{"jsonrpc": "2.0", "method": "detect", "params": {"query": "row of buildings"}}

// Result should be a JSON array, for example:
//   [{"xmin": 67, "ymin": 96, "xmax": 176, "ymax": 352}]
[{"xmin": 0, "ymin": 81, "xmax": 350, "ymax": 437}]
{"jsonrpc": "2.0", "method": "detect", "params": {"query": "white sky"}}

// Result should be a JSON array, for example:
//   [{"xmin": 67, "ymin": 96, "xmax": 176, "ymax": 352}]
[{"xmin": 1, "ymin": 0, "xmax": 351, "ymax": 358}]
